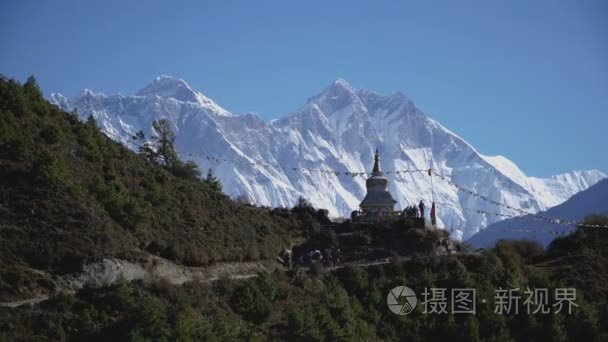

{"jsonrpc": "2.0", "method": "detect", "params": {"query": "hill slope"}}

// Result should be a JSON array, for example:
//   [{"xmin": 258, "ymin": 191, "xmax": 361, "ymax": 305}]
[{"xmin": 0, "ymin": 76, "xmax": 308, "ymax": 299}]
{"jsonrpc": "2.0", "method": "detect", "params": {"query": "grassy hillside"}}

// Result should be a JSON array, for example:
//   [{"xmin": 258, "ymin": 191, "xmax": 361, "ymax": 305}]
[{"xmin": 0, "ymin": 76, "xmax": 309, "ymax": 298}]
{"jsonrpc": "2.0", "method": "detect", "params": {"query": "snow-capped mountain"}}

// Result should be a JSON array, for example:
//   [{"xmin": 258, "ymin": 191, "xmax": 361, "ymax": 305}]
[
  {"xmin": 468, "ymin": 178, "xmax": 608, "ymax": 248},
  {"xmin": 49, "ymin": 75, "xmax": 606, "ymax": 240}
]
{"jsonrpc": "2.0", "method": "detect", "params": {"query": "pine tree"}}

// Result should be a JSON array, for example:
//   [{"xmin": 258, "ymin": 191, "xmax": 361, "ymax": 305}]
[
  {"xmin": 23, "ymin": 75, "xmax": 47, "ymax": 115},
  {"xmin": 23, "ymin": 75, "xmax": 42, "ymax": 100},
  {"xmin": 205, "ymin": 168, "xmax": 222, "ymax": 193},
  {"xmin": 151, "ymin": 119, "xmax": 178, "ymax": 169},
  {"xmin": 133, "ymin": 130, "xmax": 156, "ymax": 162},
  {"xmin": 132, "ymin": 120, "xmax": 201, "ymax": 180}
]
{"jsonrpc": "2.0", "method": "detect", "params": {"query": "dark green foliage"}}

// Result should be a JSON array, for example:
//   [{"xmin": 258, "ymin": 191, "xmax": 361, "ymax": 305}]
[
  {"xmin": 2, "ymin": 218, "xmax": 608, "ymax": 341},
  {"xmin": 0, "ymin": 76, "xmax": 309, "ymax": 299},
  {"xmin": 151, "ymin": 119, "xmax": 178, "ymax": 169},
  {"xmin": 204, "ymin": 168, "xmax": 222, "ymax": 193},
  {"xmin": 132, "ymin": 129, "xmax": 156, "ymax": 162},
  {"xmin": 543, "ymin": 216, "xmax": 608, "ymax": 303},
  {"xmin": 230, "ymin": 281, "xmax": 272, "ymax": 323},
  {"xmin": 129, "ymin": 295, "xmax": 170, "ymax": 341},
  {"xmin": 133, "ymin": 122, "xmax": 202, "ymax": 181},
  {"xmin": 292, "ymin": 196, "xmax": 331, "ymax": 224},
  {"xmin": 40, "ymin": 124, "xmax": 63, "ymax": 144},
  {"xmin": 0, "ymin": 280, "xmax": 264, "ymax": 341},
  {"xmin": 32, "ymin": 150, "xmax": 70, "ymax": 188},
  {"xmin": 173, "ymin": 160, "xmax": 201, "ymax": 180},
  {"xmin": 255, "ymin": 271, "xmax": 278, "ymax": 302}
]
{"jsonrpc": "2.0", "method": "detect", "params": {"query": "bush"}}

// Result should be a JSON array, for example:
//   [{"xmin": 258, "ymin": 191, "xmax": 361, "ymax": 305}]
[
  {"xmin": 40, "ymin": 124, "xmax": 62, "ymax": 144},
  {"xmin": 255, "ymin": 272, "xmax": 277, "ymax": 302},
  {"xmin": 230, "ymin": 282, "xmax": 272, "ymax": 323},
  {"xmin": 33, "ymin": 150, "xmax": 70, "ymax": 189}
]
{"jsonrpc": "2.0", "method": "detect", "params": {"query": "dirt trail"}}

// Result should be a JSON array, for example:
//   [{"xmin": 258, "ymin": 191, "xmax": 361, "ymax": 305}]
[
  {"xmin": 1, "ymin": 252, "xmax": 478, "ymax": 308},
  {"xmin": 0, "ymin": 296, "xmax": 50, "ymax": 308},
  {"xmin": 0, "ymin": 256, "xmax": 382, "ymax": 308},
  {"xmin": 0, "ymin": 254, "xmax": 276, "ymax": 308}
]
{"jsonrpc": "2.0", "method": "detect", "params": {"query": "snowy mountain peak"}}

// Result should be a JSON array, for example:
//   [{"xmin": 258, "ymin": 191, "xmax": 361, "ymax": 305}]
[
  {"xmin": 137, "ymin": 75, "xmax": 198, "ymax": 101},
  {"xmin": 81, "ymin": 88, "xmax": 100, "ymax": 97},
  {"xmin": 314, "ymin": 78, "xmax": 358, "ymax": 100},
  {"xmin": 331, "ymin": 78, "xmax": 353, "ymax": 89},
  {"xmin": 551, "ymin": 169, "xmax": 605, "ymax": 182},
  {"xmin": 303, "ymin": 79, "xmax": 367, "ymax": 125},
  {"xmin": 49, "ymin": 93, "xmax": 71, "ymax": 111},
  {"xmin": 49, "ymin": 77, "xmax": 606, "ymax": 240},
  {"xmin": 136, "ymin": 75, "xmax": 232, "ymax": 117}
]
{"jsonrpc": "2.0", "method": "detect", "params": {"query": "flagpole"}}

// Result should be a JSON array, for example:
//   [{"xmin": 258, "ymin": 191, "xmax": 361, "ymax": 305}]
[
  {"xmin": 430, "ymin": 168, "xmax": 435, "ymax": 204},
  {"xmin": 430, "ymin": 169, "xmax": 436, "ymax": 229}
]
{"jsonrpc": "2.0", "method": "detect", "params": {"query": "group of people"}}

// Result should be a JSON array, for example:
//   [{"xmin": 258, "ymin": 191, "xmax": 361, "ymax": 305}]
[
  {"xmin": 320, "ymin": 247, "xmax": 341, "ymax": 268},
  {"xmin": 278, "ymin": 247, "xmax": 341, "ymax": 270},
  {"xmin": 403, "ymin": 205, "xmax": 419, "ymax": 218},
  {"xmin": 403, "ymin": 200, "xmax": 426, "ymax": 218},
  {"xmin": 298, "ymin": 250, "xmax": 323, "ymax": 267}
]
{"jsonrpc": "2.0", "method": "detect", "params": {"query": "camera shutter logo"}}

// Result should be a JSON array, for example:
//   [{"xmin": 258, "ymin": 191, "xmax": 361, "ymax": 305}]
[{"xmin": 387, "ymin": 286, "xmax": 417, "ymax": 315}]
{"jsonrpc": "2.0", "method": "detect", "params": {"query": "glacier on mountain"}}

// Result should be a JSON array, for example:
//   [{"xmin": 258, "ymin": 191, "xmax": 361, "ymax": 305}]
[{"xmin": 49, "ymin": 76, "xmax": 606, "ymax": 240}]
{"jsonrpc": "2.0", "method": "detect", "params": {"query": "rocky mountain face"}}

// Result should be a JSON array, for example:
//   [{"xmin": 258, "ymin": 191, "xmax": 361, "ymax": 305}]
[{"xmin": 50, "ymin": 76, "xmax": 605, "ymax": 240}]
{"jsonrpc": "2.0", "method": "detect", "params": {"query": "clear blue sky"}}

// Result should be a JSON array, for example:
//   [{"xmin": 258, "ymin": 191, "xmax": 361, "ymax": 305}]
[{"xmin": 1, "ymin": 0, "xmax": 606, "ymax": 177}]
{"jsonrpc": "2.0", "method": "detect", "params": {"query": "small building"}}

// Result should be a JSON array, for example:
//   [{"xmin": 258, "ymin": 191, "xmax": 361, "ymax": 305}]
[
  {"xmin": 360, "ymin": 149, "xmax": 397, "ymax": 214},
  {"xmin": 351, "ymin": 149, "xmax": 426, "ymax": 228},
  {"xmin": 352, "ymin": 149, "xmax": 397, "ymax": 222}
]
